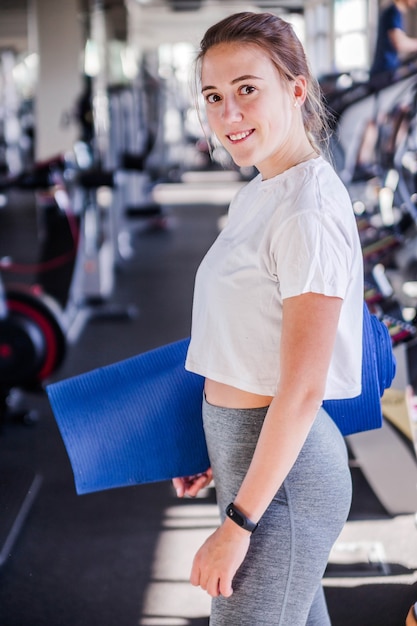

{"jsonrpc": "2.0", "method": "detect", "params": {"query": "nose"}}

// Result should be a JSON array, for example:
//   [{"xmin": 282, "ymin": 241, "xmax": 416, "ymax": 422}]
[{"xmin": 222, "ymin": 96, "xmax": 243, "ymax": 123}]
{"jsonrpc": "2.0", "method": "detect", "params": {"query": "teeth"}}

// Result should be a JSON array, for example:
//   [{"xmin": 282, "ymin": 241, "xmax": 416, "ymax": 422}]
[{"xmin": 229, "ymin": 131, "xmax": 251, "ymax": 141}]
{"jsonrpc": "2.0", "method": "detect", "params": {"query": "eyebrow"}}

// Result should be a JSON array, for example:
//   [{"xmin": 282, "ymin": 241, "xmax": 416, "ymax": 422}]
[{"xmin": 201, "ymin": 74, "xmax": 264, "ymax": 93}]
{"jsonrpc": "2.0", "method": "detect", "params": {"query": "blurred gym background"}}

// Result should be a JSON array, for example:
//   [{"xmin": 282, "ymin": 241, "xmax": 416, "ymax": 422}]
[{"xmin": 1, "ymin": 1, "xmax": 417, "ymax": 625}]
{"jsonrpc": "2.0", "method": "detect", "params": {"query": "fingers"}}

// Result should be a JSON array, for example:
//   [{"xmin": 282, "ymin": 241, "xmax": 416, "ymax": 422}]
[
  {"xmin": 191, "ymin": 564, "xmax": 233, "ymax": 598},
  {"xmin": 190, "ymin": 559, "xmax": 200, "ymax": 587},
  {"xmin": 218, "ymin": 575, "xmax": 233, "ymax": 598},
  {"xmin": 172, "ymin": 477, "xmax": 186, "ymax": 497},
  {"xmin": 190, "ymin": 542, "xmax": 234, "ymax": 599},
  {"xmin": 172, "ymin": 470, "xmax": 212, "ymax": 498},
  {"xmin": 184, "ymin": 472, "xmax": 210, "ymax": 497}
]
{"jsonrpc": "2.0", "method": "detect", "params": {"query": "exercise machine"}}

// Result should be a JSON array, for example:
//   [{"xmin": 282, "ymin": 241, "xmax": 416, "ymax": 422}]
[{"xmin": 326, "ymin": 63, "xmax": 417, "ymax": 517}]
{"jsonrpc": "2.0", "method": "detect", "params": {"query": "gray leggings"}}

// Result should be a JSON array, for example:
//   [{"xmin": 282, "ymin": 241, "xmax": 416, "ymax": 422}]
[{"xmin": 202, "ymin": 397, "xmax": 352, "ymax": 626}]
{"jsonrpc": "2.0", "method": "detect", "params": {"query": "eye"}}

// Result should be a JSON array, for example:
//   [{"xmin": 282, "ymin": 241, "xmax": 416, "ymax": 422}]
[
  {"xmin": 239, "ymin": 85, "xmax": 256, "ymax": 95},
  {"xmin": 205, "ymin": 93, "xmax": 221, "ymax": 104}
]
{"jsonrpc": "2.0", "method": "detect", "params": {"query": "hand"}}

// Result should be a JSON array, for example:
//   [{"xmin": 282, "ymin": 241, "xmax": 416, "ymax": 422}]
[
  {"xmin": 172, "ymin": 468, "xmax": 213, "ymax": 498},
  {"xmin": 190, "ymin": 518, "xmax": 251, "ymax": 597}
]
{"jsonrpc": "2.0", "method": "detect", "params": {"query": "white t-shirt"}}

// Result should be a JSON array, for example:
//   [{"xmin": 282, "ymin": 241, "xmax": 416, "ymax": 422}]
[{"xmin": 185, "ymin": 156, "xmax": 364, "ymax": 400}]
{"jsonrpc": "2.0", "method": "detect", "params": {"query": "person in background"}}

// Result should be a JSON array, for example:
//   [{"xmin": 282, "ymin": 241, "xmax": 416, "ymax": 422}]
[
  {"xmin": 370, "ymin": 0, "xmax": 417, "ymax": 83},
  {"xmin": 173, "ymin": 11, "xmax": 364, "ymax": 625}
]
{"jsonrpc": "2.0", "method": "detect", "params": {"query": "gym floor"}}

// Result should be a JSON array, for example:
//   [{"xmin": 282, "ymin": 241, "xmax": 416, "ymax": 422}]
[{"xmin": 1, "ymin": 185, "xmax": 417, "ymax": 626}]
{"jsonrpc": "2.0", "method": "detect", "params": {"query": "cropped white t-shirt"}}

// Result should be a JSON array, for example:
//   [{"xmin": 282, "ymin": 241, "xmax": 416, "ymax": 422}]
[{"xmin": 185, "ymin": 157, "xmax": 364, "ymax": 400}]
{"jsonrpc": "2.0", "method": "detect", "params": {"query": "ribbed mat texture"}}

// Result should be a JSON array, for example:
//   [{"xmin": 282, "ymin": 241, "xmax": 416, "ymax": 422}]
[{"xmin": 47, "ymin": 339, "xmax": 208, "ymax": 494}]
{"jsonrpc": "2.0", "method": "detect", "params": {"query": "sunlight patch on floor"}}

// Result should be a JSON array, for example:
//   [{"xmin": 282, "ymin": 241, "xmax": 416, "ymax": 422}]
[{"xmin": 138, "ymin": 503, "xmax": 219, "ymax": 625}]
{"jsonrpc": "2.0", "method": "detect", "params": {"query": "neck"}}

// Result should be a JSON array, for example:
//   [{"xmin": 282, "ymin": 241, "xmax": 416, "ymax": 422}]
[{"xmin": 260, "ymin": 141, "xmax": 318, "ymax": 180}]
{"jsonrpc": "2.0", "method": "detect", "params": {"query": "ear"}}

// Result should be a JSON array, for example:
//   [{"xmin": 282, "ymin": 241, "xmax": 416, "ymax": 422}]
[{"xmin": 293, "ymin": 76, "xmax": 308, "ymax": 107}]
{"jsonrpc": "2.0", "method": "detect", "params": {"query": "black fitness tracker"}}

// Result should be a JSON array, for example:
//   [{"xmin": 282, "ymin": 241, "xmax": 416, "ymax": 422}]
[{"xmin": 226, "ymin": 503, "xmax": 258, "ymax": 533}]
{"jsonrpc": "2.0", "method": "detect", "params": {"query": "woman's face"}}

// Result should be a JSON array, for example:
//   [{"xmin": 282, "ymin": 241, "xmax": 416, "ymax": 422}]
[{"xmin": 201, "ymin": 42, "xmax": 306, "ymax": 179}]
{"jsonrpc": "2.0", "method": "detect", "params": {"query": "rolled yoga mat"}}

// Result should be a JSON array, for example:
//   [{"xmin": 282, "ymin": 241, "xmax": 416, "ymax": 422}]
[
  {"xmin": 46, "ymin": 303, "xmax": 395, "ymax": 495},
  {"xmin": 47, "ymin": 338, "xmax": 208, "ymax": 495}
]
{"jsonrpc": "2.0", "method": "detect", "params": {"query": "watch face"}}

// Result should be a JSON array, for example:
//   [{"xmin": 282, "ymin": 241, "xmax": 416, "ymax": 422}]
[
  {"xmin": 227, "ymin": 506, "xmax": 243, "ymax": 526},
  {"xmin": 226, "ymin": 503, "xmax": 258, "ymax": 532}
]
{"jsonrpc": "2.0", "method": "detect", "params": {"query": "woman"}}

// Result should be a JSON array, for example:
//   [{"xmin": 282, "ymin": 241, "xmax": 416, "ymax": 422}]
[{"xmin": 173, "ymin": 12, "xmax": 363, "ymax": 625}]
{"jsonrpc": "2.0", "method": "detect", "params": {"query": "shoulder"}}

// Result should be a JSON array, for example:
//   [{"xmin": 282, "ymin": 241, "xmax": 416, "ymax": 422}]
[
  {"xmin": 383, "ymin": 4, "xmax": 403, "ymax": 28},
  {"xmin": 290, "ymin": 157, "xmax": 352, "ymax": 215},
  {"xmin": 259, "ymin": 157, "xmax": 352, "ymax": 216},
  {"xmin": 311, "ymin": 157, "xmax": 352, "ymax": 199}
]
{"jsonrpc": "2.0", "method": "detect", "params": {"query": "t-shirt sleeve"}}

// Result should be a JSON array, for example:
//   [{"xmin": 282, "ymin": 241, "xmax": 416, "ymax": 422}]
[
  {"xmin": 385, "ymin": 5, "xmax": 403, "ymax": 31},
  {"xmin": 273, "ymin": 211, "xmax": 354, "ymax": 300}
]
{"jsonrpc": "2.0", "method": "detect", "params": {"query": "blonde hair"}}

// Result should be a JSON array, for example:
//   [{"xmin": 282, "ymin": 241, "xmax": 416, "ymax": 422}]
[{"xmin": 195, "ymin": 11, "xmax": 331, "ymax": 154}]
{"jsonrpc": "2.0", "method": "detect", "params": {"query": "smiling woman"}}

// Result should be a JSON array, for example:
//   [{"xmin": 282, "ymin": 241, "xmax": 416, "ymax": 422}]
[
  {"xmin": 195, "ymin": 12, "xmax": 328, "ymax": 171},
  {"xmin": 172, "ymin": 11, "xmax": 364, "ymax": 626}
]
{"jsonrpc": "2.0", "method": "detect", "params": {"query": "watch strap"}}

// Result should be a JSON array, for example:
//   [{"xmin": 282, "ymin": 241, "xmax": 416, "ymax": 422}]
[{"xmin": 226, "ymin": 502, "xmax": 258, "ymax": 533}]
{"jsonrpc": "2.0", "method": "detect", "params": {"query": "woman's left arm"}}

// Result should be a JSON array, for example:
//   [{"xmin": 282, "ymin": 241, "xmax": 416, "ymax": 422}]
[{"xmin": 190, "ymin": 292, "xmax": 343, "ymax": 598}]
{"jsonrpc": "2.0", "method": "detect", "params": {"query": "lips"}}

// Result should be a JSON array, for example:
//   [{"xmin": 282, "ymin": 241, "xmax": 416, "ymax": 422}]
[{"xmin": 227, "ymin": 129, "xmax": 254, "ymax": 142}]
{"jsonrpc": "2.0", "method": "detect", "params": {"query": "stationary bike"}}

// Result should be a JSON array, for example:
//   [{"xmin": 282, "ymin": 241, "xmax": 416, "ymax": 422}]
[
  {"xmin": 0, "ymin": 159, "xmax": 69, "ymax": 424},
  {"xmin": 0, "ymin": 275, "xmax": 67, "ymax": 424}
]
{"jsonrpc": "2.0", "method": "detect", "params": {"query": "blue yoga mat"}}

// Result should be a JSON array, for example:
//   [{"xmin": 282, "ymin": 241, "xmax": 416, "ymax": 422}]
[
  {"xmin": 47, "ymin": 339, "xmax": 208, "ymax": 495},
  {"xmin": 47, "ymin": 304, "xmax": 395, "ymax": 495},
  {"xmin": 324, "ymin": 304, "xmax": 396, "ymax": 435}
]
